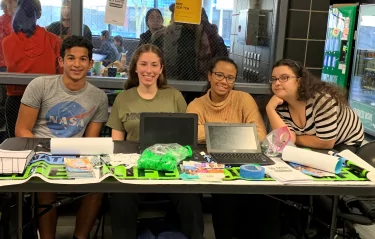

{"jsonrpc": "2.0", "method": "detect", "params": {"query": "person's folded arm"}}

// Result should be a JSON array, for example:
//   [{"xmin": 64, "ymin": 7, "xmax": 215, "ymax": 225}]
[
  {"xmin": 295, "ymin": 135, "xmax": 335, "ymax": 149},
  {"xmin": 15, "ymin": 104, "xmax": 39, "ymax": 137},
  {"xmin": 266, "ymin": 96, "xmax": 297, "ymax": 143},
  {"xmin": 266, "ymin": 107, "xmax": 296, "ymax": 143}
]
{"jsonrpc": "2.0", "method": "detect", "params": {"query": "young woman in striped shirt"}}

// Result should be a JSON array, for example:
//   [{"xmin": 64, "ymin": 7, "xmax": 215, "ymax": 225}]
[{"xmin": 266, "ymin": 59, "xmax": 364, "ymax": 153}]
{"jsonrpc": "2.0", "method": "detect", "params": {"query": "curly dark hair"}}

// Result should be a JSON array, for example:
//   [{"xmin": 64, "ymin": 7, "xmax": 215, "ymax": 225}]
[
  {"xmin": 272, "ymin": 59, "xmax": 348, "ymax": 106},
  {"xmin": 125, "ymin": 44, "xmax": 168, "ymax": 90},
  {"xmin": 60, "ymin": 35, "xmax": 93, "ymax": 60}
]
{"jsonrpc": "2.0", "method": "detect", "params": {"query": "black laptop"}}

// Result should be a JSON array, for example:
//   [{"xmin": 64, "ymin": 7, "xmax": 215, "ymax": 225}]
[
  {"xmin": 205, "ymin": 123, "xmax": 275, "ymax": 165},
  {"xmin": 139, "ymin": 113, "xmax": 198, "ymax": 152}
]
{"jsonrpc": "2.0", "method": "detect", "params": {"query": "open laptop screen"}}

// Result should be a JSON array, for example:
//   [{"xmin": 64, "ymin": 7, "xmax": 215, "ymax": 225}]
[
  {"xmin": 140, "ymin": 113, "xmax": 198, "ymax": 150},
  {"xmin": 206, "ymin": 124, "xmax": 260, "ymax": 152}
]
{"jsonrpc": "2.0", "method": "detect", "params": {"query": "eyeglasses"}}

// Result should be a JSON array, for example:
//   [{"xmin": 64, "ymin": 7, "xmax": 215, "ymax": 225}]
[
  {"xmin": 212, "ymin": 72, "xmax": 236, "ymax": 83},
  {"xmin": 269, "ymin": 75, "xmax": 298, "ymax": 84}
]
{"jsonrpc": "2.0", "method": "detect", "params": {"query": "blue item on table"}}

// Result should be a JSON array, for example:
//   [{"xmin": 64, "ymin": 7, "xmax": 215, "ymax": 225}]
[{"xmin": 240, "ymin": 164, "xmax": 265, "ymax": 179}]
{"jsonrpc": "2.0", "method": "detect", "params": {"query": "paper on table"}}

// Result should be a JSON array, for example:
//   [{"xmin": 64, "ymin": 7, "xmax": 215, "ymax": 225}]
[
  {"xmin": 263, "ymin": 158, "xmax": 312, "ymax": 184},
  {"xmin": 339, "ymin": 150, "xmax": 375, "ymax": 172},
  {"xmin": 0, "ymin": 149, "xmax": 34, "ymax": 174},
  {"xmin": 282, "ymin": 146, "xmax": 342, "ymax": 174},
  {"xmin": 51, "ymin": 138, "xmax": 113, "ymax": 155}
]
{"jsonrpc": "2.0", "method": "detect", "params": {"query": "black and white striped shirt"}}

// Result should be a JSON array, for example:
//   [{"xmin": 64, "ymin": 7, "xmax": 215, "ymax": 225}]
[{"xmin": 276, "ymin": 93, "xmax": 364, "ymax": 146}]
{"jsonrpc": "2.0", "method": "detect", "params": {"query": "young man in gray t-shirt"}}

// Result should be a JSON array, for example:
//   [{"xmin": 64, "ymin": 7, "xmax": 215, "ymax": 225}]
[{"xmin": 16, "ymin": 35, "xmax": 108, "ymax": 239}]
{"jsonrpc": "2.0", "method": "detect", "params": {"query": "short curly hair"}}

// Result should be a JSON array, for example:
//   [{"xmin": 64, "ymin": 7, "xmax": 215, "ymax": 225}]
[
  {"xmin": 272, "ymin": 59, "xmax": 348, "ymax": 106},
  {"xmin": 61, "ymin": 35, "xmax": 93, "ymax": 60}
]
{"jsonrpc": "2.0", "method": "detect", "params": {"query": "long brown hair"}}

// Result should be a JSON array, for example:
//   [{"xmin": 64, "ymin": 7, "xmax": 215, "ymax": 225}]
[
  {"xmin": 125, "ymin": 44, "xmax": 168, "ymax": 90},
  {"xmin": 272, "ymin": 59, "xmax": 348, "ymax": 106}
]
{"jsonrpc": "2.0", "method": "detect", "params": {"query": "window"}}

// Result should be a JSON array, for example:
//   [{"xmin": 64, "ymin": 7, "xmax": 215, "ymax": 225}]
[
  {"xmin": 39, "ymin": 0, "xmax": 65, "ymax": 28},
  {"xmin": 82, "ymin": 0, "xmax": 233, "ymax": 45}
]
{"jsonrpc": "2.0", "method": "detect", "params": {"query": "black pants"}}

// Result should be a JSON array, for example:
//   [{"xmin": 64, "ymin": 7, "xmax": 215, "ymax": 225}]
[
  {"xmin": 110, "ymin": 193, "xmax": 204, "ymax": 239},
  {"xmin": 5, "ymin": 95, "xmax": 22, "ymax": 138},
  {"xmin": 212, "ymin": 194, "xmax": 281, "ymax": 239}
]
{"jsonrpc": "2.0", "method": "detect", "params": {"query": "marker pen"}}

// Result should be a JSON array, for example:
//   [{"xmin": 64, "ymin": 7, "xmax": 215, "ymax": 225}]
[{"xmin": 328, "ymin": 151, "xmax": 375, "ymax": 182}]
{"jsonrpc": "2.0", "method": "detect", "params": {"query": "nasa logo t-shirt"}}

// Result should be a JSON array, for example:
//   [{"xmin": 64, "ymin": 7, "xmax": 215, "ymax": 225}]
[{"xmin": 21, "ymin": 75, "xmax": 108, "ymax": 138}]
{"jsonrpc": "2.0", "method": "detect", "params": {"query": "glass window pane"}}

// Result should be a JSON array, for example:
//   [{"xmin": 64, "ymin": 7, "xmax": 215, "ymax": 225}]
[
  {"xmin": 82, "ymin": 0, "xmax": 233, "ymax": 81},
  {"xmin": 83, "ymin": 0, "xmax": 108, "ymax": 37},
  {"xmin": 39, "ymin": 0, "xmax": 92, "ymax": 42},
  {"xmin": 38, "ymin": 0, "xmax": 65, "ymax": 28},
  {"xmin": 1, "ymin": 0, "xmax": 68, "ymax": 74}
]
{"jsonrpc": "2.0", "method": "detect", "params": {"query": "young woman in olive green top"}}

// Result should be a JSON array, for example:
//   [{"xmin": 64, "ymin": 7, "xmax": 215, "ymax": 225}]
[
  {"xmin": 107, "ymin": 45, "xmax": 186, "ymax": 141},
  {"xmin": 107, "ymin": 44, "xmax": 204, "ymax": 239}
]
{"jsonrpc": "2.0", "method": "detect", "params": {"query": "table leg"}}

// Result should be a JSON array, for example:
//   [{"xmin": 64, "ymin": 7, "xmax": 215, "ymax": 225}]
[
  {"xmin": 329, "ymin": 195, "xmax": 339, "ymax": 239},
  {"xmin": 17, "ymin": 192, "xmax": 23, "ymax": 239}
]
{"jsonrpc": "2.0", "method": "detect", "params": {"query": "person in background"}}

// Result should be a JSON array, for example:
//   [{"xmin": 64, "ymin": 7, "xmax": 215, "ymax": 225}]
[
  {"xmin": 107, "ymin": 44, "xmax": 204, "ymax": 239},
  {"xmin": 151, "ymin": 4, "xmax": 182, "ymax": 78},
  {"xmin": 46, "ymin": 0, "xmax": 92, "ymax": 42},
  {"xmin": 2, "ymin": 0, "xmax": 62, "ymax": 138},
  {"xmin": 267, "ymin": 59, "xmax": 364, "ymax": 153},
  {"xmin": 175, "ymin": 6, "xmax": 228, "ymax": 81},
  {"xmin": 0, "ymin": 0, "xmax": 17, "ymax": 72},
  {"xmin": 187, "ymin": 57, "xmax": 280, "ymax": 239},
  {"xmin": 93, "ymin": 30, "xmax": 118, "ymax": 67},
  {"xmin": 137, "ymin": 8, "xmax": 164, "ymax": 47},
  {"xmin": 113, "ymin": 35, "xmax": 125, "ymax": 54},
  {"xmin": 16, "ymin": 35, "xmax": 108, "ymax": 239}
]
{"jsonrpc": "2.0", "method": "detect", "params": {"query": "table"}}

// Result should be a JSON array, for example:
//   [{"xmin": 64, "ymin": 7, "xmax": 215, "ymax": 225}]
[{"xmin": 1, "ymin": 138, "xmax": 375, "ymax": 239}]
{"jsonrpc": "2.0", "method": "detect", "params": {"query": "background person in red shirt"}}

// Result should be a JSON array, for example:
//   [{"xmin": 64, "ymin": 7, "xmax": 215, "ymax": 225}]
[
  {"xmin": 0, "ymin": 0, "xmax": 17, "ymax": 72},
  {"xmin": 2, "ymin": 0, "xmax": 62, "ymax": 138}
]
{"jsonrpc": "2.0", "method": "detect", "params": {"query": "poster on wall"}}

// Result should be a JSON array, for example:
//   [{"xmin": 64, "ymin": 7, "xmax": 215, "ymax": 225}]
[
  {"xmin": 104, "ymin": 0, "xmax": 127, "ymax": 26},
  {"xmin": 348, "ymin": 5, "xmax": 375, "ymax": 136},
  {"xmin": 173, "ymin": 0, "xmax": 203, "ymax": 25},
  {"xmin": 321, "ymin": 5, "xmax": 357, "ymax": 88},
  {"xmin": 350, "ymin": 101, "xmax": 375, "ymax": 136}
]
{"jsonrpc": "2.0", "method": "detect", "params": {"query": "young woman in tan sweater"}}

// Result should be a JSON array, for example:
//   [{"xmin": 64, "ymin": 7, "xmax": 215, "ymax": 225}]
[
  {"xmin": 187, "ymin": 57, "xmax": 280, "ymax": 239},
  {"xmin": 186, "ymin": 56, "xmax": 267, "ymax": 142}
]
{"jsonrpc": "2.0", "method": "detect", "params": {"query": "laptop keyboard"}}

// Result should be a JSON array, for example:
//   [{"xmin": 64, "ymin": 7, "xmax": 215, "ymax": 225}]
[{"xmin": 210, "ymin": 153, "xmax": 274, "ymax": 165}]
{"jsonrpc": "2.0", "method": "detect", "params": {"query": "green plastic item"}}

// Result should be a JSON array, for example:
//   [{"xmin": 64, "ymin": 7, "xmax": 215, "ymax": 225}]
[{"xmin": 138, "ymin": 144, "xmax": 192, "ymax": 171}]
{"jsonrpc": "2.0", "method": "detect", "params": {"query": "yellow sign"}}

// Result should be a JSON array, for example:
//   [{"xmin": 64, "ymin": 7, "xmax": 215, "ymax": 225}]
[{"xmin": 174, "ymin": 0, "xmax": 203, "ymax": 25}]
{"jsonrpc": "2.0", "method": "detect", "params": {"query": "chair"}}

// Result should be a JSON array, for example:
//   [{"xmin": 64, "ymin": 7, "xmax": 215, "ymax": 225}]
[
  {"xmin": 356, "ymin": 141, "xmax": 375, "ymax": 166},
  {"xmin": 347, "ymin": 141, "xmax": 375, "ymax": 238},
  {"xmin": 19, "ymin": 192, "xmax": 106, "ymax": 239},
  {"xmin": 281, "ymin": 143, "xmax": 375, "ymax": 238},
  {"xmin": 313, "ymin": 141, "xmax": 375, "ymax": 238}
]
